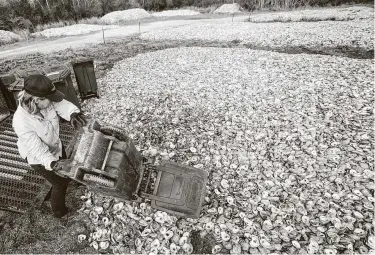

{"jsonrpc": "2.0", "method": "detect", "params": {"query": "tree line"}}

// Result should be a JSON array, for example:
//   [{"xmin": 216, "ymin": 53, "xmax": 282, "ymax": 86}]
[{"xmin": 0, "ymin": 0, "xmax": 371, "ymax": 32}]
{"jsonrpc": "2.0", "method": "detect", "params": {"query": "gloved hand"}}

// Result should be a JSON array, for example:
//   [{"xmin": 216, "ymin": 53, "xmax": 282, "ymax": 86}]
[
  {"xmin": 50, "ymin": 160, "xmax": 70, "ymax": 172},
  {"xmin": 70, "ymin": 112, "xmax": 87, "ymax": 130}
]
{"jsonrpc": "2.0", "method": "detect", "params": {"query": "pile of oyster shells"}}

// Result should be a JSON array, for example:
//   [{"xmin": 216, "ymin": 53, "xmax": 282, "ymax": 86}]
[
  {"xmin": 248, "ymin": 6, "xmax": 374, "ymax": 23},
  {"xmin": 140, "ymin": 19, "xmax": 373, "ymax": 51},
  {"xmin": 80, "ymin": 47, "xmax": 374, "ymax": 254}
]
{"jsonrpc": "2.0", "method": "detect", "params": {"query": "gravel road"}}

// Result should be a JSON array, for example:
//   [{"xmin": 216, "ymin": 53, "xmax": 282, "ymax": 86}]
[{"xmin": 0, "ymin": 15, "xmax": 248, "ymax": 59}]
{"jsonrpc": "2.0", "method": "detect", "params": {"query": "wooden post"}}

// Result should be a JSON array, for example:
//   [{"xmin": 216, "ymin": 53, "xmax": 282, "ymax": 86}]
[
  {"xmin": 102, "ymin": 26, "xmax": 105, "ymax": 44},
  {"xmin": 139, "ymin": 21, "xmax": 141, "ymax": 34}
]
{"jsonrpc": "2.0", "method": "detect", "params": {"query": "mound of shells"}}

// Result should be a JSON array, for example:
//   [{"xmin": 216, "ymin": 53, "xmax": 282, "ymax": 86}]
[
  {"xmin": 80, "ymin": 47, "xmax": 374, "ymax": 254},
  {"xmin": 31, "ymin": 24, "xmax": 119, "ymax": 38},
  {"xmin": 101, "ymin": 8, "xmax": 151, "ymax": 24},
  {"xmin": 0, "ymin": 30, "xmax": 22, "ymax": 45},
  {"xmin": 140, "ymin": 19, "xmax": 373, "ymax": 50},
  {"xmin": 213, "ymin": 3, "xmax": 242, "ymax": 14},
  {"xmin": 249, "ymin": 6, "xmax": 374, "ymax": 23}
]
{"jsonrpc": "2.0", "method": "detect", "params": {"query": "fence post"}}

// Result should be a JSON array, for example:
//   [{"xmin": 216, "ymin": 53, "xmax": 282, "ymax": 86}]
[
  {"xmin": 102, "ymin": 26, "xmax": 105, "ymax": 44},
  {"xmin": 139, "ymin": 21, "xmax": 141, "ymax": 34}
]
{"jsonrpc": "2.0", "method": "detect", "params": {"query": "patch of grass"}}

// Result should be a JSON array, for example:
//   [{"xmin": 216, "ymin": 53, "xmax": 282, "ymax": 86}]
[
  {"xmin": 0, "ymin": 182, "xmax": 91, "ymax": 254},
  {"xmin": 190, "ymin": 230, "xmax": 216, "ymax": 254},
  {"xmin": 11, "ymin": 29, "xmax": 31, "ymax": 41},
  {"xmin": 183, "ymin": 5, "xmax": 219, "ymax": 13},
  {"xmin": 34, "ymin": 20, "xmax": 77, "ymax": 33},
  {"xmin": 33, "ymin": 17, "xmax": 106, "ymax": 33},
  {"xmin": 77, "ymin": 16, "xmax": 107, "ymax": 25}
]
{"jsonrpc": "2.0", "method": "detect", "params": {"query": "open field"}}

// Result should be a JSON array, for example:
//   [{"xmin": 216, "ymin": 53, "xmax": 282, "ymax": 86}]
[{"xmin": 0, "ymin": 5, "xmax": 374, "ymax": 254}]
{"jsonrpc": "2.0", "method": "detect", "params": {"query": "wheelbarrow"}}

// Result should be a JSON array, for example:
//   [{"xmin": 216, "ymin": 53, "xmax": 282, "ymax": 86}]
[{"xmin": 58, "ymin": 118, "xmax": 208, "ymax": 218}]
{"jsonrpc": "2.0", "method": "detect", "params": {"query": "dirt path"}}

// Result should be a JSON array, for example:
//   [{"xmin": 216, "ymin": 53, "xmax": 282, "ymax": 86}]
[{"xmin": 0, "ymin": 15, "xmax": 249, "ymax": 59}]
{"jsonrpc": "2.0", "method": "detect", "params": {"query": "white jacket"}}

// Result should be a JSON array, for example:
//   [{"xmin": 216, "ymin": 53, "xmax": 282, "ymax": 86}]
[{"xmin": 12, "ymin": 99, "xmax": 79, "ymax": 170}]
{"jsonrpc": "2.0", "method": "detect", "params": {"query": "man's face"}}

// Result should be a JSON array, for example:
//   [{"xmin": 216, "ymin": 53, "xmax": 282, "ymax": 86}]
[{"xmin": 36, "ymin": 97, "xmax": 51, "ymax": 109}]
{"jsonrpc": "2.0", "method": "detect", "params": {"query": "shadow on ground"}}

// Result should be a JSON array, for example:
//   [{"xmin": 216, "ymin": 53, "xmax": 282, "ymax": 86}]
[{"xmin": 0, "ymin": 181, "xmax": 94, "ymax": 254}]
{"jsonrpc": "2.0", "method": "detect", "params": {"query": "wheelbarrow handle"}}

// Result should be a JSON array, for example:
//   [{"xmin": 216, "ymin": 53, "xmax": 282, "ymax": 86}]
[{"xmin": 52, "ymin": 159, "xmax": 74, "ymax": 178}]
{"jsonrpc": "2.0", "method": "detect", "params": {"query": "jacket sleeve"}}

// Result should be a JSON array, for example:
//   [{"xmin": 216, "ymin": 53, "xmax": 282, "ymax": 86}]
[
  {"xmin": 13, "ymin": 128, "xmax": 56, "ymax": 170},
  {"xmin": 53, "ymin": 99, "xmax": 80, "ymax": 121}
]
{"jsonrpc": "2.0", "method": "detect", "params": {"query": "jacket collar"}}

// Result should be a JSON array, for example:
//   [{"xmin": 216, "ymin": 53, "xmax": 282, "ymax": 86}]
[{"xmin": 17, "ymin": 101, "xmax": 44, "ymax": 120}]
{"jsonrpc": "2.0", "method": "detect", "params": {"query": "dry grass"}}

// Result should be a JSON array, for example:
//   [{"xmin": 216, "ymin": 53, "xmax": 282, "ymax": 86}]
[
  {"xmin": 34, "ymin": 17, "xmax": 106, "ymax": 33},
  {"xmin": 0, "ymin": 182, "xmax": 91, "ymax": 254},
  {"xmin": 184, "ymin": 5, "xmax": 219, "ymax": 13},
  {"xmin": 11, "ymin": 29, "xmax": 31, "ymax": 41}
]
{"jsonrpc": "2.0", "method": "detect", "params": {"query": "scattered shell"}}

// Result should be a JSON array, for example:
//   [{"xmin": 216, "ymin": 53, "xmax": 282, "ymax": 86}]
[
  {"xmin": 93, "ymin": 206, "xmax": 104, "ymax": 214},
  {"xmin": 78, "ymin": 45, "xmax": 373, "ymax": 254},
  {"xmin": 99, "ymin": 241, "xmax": 110, "ymax": 250},
  {"xmin": 226, "ymin": 196, "xmax": 235, "ymax": 205},
  {"xmin": 141, "ymin": 228, "xmax": 152, "ymax": 237},
  {"xmin": 77, "ymin": 234, "xmax": 86, "ymax": 243},
  {"xmin": 221, "ymin": 231, "xmax": 231, "ymax": 242},
  {"xmin": 221, "ymin": 179, "xmax": 230, "ymax": 189},
  {"xmin": 212, "ymin": 244, "xmax": 222, "ymax": 254},
  {"xmin": 151, "ymin": 239, "xmax": 160, "ymax": 249},
  {"xmin": 113, "ymin": 202, "xmax": 124, "ymax": 211},
  {"xmin": 170, "ymin": 243, "xmax": 179, "ymax": 253},
  {"xmin": 91, "ymin": 241, "xmax": 99, "ymax": 250},
  {"xmin": 292, "ymin": 240, "xmax": 301, "ymax": 249},
  {"xmin": 182, "ymin": 243, "xmax": 193, "ymax": 254}
]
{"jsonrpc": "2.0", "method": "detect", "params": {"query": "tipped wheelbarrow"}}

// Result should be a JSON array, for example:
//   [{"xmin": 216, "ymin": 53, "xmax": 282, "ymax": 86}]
[{"xmin": 58, "ymin": 119, "xmax": 208, "ymax": 218}]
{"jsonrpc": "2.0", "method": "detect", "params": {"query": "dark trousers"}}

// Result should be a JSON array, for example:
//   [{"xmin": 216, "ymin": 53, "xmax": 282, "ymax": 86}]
[{"xmin": 29, "ymin": 147, "xmax": 70, "ymax": 218}]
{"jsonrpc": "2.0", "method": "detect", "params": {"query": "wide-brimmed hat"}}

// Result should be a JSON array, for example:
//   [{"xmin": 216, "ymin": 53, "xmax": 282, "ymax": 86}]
[{"xmin": 24, "ymin": 74, "xmax": 65, "ymax": 102}]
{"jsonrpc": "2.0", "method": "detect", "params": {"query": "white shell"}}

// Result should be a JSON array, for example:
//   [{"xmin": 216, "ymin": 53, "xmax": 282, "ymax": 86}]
[
  {"xmin": 324, "ymin": 248, "xmax": 337, "ymax": 255},
  {"xmin": 292, "ymin": 240, "xmax": 301, "ymax": 249},
  {"xmin": 141, "ymin": 228, "xmax": 152, "ymax": 237},
  {"xmin": 170, "ymin": 243, "xmax": 179, "ymax": 253},
  {"xmin": 260, "ymin": 238, "xmax": 271, "ymax": 249},
  {"xmin": 151, "ymin": 239, "xmax": 160, "ymax": 249},
  {"xmin": 205, "ymin": 222, "xmax": 215, "ymax": 231},
  {"xmin": 221, "ymin": 179, "xmax": 230, "ymax": 189},
  {"xmin": 221, "ymin": 231, "xmax": 231, "ymax": 242},
  {"xmin": 113, "ymin": 202, "xmax": 124, "ymax": 211},
  {"xmin": 249, "ymin": 236, "xmax": 260, "ymax": 248},
  {"xmin": 93, "ymin": 206, "xmax": 104, "ymax": 214},
  {"xmin": 231, "ymin": 244, "xmax": 241, "ymax": 254},
  {"xmin": 77, "ymin": 234, "xmax": 86, "ymax": 243},
  {"xmin": 367, "ymin": 235, "xmax": 375, "ymax": 250},
  {"xmin": 159, "ymin": 226, "xmax": 167, "ymax": 235},
  {"xmin": 182, "ymin": 243, "xmax": 194, "ymax": 254},
  {"xmin": 164, "ymin": 230, "xmax": 174, "ymax": 240},
  {"xmin": 207, "ymin": 208, "xmax": 217, "ymax": 214},
  {"xmin": 212, "ymin": 244, "xmax": 222, "ymax": 254},
  {"xmin": 179, "ymin": 236, "xmax": 188, "ymax": 246},
  {"xmin": 226, "ymin": 196, "xmax": 235, "ymax": 205},
  {"xmin": 135, "ymin": 238, "xmax": 143, "ymax": 250},
  {"xmin": 102, "ymin": 217, "xmax": 110, "ymax": 226},
  {"xmin": 99, "ymin": 241, "xmax": 110, "ymax": 250},
  {"xmin": 218, "ymin": 207, "xmax": 224, "ymax": 214},
  {"xmin": 91, "ymin": 241, "xmax": 99, "ymax": 250}
]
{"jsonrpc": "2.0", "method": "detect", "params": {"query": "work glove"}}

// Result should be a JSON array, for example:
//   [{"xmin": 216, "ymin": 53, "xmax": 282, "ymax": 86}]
[
  {"xmin": 70, "ymin": 112, "xmax": 87, "ymax": 130},
  {"xmin": 50, "ymin": 160, "xmax": 70, "ymax": 173}
]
